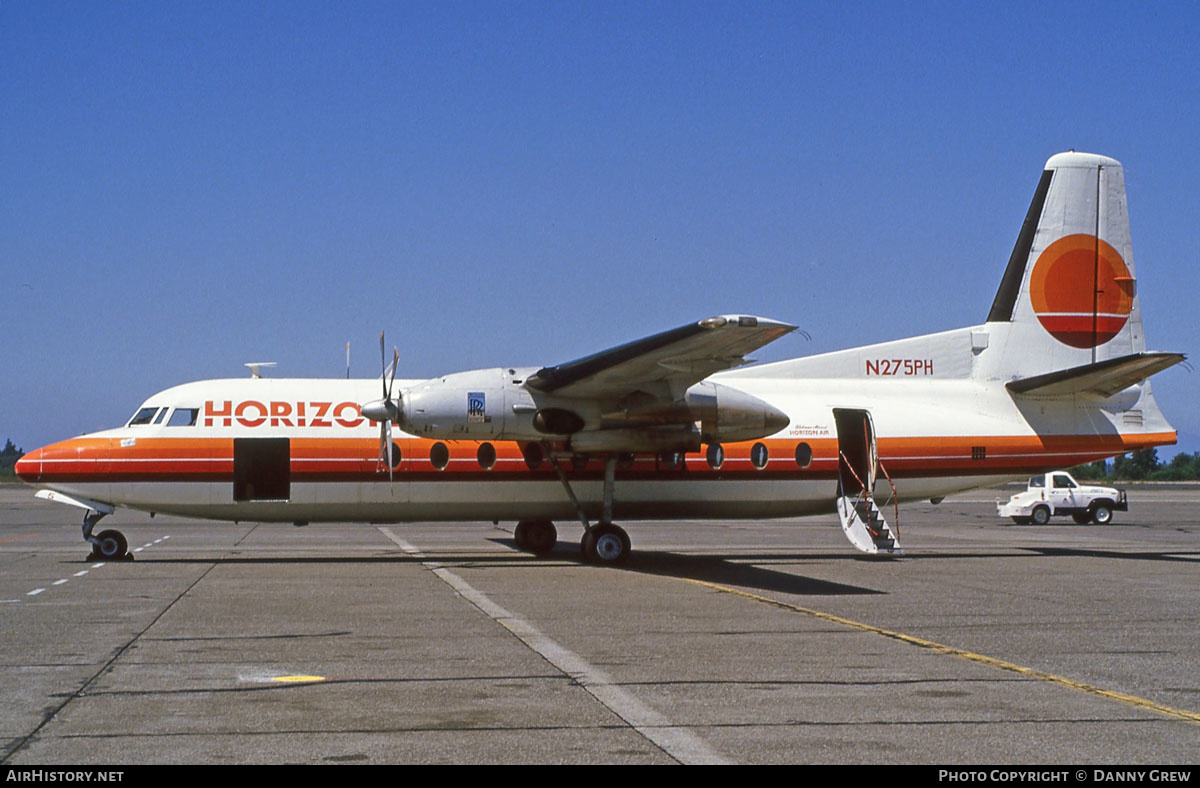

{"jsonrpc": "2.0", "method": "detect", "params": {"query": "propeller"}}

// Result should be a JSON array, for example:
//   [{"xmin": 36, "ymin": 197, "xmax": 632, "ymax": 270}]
[{"xmin": 360, "ymin": 332, "xmax": 401, "ymax": 481}]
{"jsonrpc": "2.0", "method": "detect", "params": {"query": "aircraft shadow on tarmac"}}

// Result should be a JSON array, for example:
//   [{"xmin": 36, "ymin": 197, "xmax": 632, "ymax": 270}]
[
  {"xmin": 125, "ymin": 540, "xmax": 882, "ymax": 596},
  {"xmin": 600, "ymin": 548, "xmax": 884, "ymax": 596},
  {"xmin": 121, "ymin": 539, "xmax": 1197, "ymax": 597}
]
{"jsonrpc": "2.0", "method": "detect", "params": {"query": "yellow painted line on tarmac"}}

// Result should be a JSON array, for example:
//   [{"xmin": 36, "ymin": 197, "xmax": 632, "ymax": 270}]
[
  {"xmin": 271, "ymin": 675, "xmax": 326, "ymax": 683},
  {"xmin": 681, "ymin": 578, "xmax": 1200, "ymax": 726}
]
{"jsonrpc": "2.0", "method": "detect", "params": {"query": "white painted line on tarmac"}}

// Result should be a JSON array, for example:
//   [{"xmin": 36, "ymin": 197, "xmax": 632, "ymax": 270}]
[
  {"xmin": 378, "ymin": 527, "xmax": 729, "ymax": 765},
  {"xmin": 22, "ymin": 535, "xmax": 170, "ymax": 600}
]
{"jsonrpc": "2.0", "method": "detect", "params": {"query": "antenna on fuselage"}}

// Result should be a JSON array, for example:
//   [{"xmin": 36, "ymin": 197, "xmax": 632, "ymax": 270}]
[
  {"xmin": 346, "ymin": 342, "xmax": 350, "ymax": 379},
  {"xmin": 244, "ymin": 362, "xmax": 277, "ymax": 379}
]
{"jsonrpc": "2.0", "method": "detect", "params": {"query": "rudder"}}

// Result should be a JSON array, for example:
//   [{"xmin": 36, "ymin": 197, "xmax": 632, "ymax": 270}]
[{"xmin": 985, "ymin": 152, "xmax": 1146, "ymax": 379}]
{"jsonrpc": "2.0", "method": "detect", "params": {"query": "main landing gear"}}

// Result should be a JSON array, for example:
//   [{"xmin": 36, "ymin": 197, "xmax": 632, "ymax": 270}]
[
  {"xmin": 82, "ymin": 511, "xmax": 132, "ymax": 561},
  {"xmin": 511, "ymin": 449, "xmax": 633, "ymax": 564},
  {"xmin": 539, "ymin": 450, "xmax": 632, "ymax": 565},
  {"xmin": 513, "ymin": 519, "xmax": 557, "ymax": 555}
]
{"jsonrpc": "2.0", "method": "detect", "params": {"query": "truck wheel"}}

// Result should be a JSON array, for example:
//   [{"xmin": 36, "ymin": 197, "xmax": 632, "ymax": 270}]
[
  {"xmin": 1011, "ymin": 516, "xmax": 1031, "ymax": 525},
  {"xmin": 1071, "ymin": 513, "xmax": 1091, "ymax": 524},
  {"xmin": 1091, "ymin": 503, "xmax": 1114, "ymax": 525},
  {"xmin": 1031, "ymin": 506, "xmax": 1051, "ymax": 526}
]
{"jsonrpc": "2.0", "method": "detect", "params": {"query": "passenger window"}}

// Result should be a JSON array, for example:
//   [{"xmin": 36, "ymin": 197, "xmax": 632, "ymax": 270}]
[
  {"xmin": 795, "ymin": 442, "xmax": 813, "ymax": 469},
  {"xmin": 522, "ymin": 442, "xmax": 543, "ymax": 470},
  {"xmin": 128, "ymin": 407, "xmax": 159, "ymax": 426},
  {"xmin": 430, "ymin": 442, "xmax": 450, "ymax": 470},
  {"xmin": 706, "ymin": 443, "xmax": 724, "ymax": 470},
  {"xmin": 751, "ymin": 442, "xmax": 769, "ymax": 469},
  {"xmin": 167, "ymin": 408, "xmax": 199, "ymax": 427},
  {"xmin": 477, "ymin": 442, "xmax": 496, "ymax": 470}
]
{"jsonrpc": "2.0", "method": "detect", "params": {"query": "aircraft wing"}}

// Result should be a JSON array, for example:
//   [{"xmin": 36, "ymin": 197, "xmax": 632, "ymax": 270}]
[{"xmin": 525, "ymin": 315, "xmax": 796, "ymax": 398}]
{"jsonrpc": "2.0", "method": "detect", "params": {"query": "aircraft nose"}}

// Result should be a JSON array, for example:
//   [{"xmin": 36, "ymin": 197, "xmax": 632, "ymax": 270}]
[{"xmin": 14, "ymin": 448, "xmax": 42, "ymax": 483}]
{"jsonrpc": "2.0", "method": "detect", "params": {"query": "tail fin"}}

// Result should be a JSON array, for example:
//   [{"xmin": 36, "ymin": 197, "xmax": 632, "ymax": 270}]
[{"xmin": 984, "ymin": 152, "xmax": 1151, "ymax": 377}]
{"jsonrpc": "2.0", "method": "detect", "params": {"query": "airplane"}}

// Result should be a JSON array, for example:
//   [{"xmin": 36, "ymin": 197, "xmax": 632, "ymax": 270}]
[{"xmin": 15, "ymin": 151, "xmax": 1185, "ymax": 564}]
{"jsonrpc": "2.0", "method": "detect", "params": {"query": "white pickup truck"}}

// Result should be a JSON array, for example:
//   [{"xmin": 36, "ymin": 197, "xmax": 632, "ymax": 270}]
[{"xmin": 997, "ymin": 471, "xmax": 1128, "ymax": 525}]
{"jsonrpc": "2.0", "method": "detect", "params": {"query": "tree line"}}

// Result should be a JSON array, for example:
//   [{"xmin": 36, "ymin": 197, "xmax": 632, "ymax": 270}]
[
  {"xmin": 0, "ymin": 439, "xmax": 22, "ymax": 477},
  {"xmin": 1072, "ymin": 448, "xmax": 1200, "ymax": 482}
]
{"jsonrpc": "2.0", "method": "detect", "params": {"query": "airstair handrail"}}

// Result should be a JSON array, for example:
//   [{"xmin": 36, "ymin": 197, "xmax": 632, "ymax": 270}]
[{"xmin": 875, "ymin": 458, "xmax": 900, "ymax": 539}]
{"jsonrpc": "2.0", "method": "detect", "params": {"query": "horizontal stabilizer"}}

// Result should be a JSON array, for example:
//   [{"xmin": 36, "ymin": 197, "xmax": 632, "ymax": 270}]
[{"xmin": 1006, "ymin": 352, "xmax": 1185, "ymax": 397}]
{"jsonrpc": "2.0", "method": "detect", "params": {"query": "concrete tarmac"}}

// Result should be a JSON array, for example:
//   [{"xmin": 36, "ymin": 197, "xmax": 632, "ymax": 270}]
[{"xmin": 1, "ymin": 483, "xmax": 1197, "ymax": 764}]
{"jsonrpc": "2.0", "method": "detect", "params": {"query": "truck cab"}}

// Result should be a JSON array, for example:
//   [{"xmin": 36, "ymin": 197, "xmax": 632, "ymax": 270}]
[{"xmin": 996, "ymin": 471, "xmax": 1127, "ymax": 525}]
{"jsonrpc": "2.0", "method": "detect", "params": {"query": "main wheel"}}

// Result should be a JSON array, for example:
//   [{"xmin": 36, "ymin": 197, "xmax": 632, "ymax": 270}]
[
  {"xmin": 93, "ymin": 529, "xmax": 128, "ymax": 560},
  {"xmin": 581, "ymin": 523, "xmax": 630, "ymax": 565},
  {"xmin": 525, "ymin": 520, "xmax": 557, "ymax": 555},
  {"xmin": 513, "ymin": 520, "xmax": 533, "ymax": 550},
  {"xmin": 1031, "ymin": 506, "xmax": 1051, "ymax": 526},
  {"xmin": 1091, "ymin": 503, "xmax": 1114, "ymax": 525}
]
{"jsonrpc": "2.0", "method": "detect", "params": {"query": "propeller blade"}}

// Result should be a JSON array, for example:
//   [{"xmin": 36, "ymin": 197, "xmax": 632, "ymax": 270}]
[
  {"xmin": 385, "ymin": 420, "xmax": 394, "ymax": 482},
  {"xmin": 379, "ymin": 332, "xmax": 387, "ymax": 399},
  {"xmin": 388, "ymin": 347, "xmax": 399, "ymax": 400}
]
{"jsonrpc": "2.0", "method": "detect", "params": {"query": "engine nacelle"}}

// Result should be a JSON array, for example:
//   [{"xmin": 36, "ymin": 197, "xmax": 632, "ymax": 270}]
[
  {"xmin": 684, "ymin": 381, "xmax": 789, "ymax": 443},
  {"xmin": 394, "ymin": 370, "xmax": 787, "ymax": 448},
  {"xmin": 399, "ymin": 368, "xmax": 525, "ymax": 438}
]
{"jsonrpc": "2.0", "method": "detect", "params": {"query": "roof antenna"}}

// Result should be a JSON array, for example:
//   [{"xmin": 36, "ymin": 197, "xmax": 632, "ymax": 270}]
[
  {"xmin": 346, "ymin": 342, "xmax": 351, "ymax": 379},
  {"xmin": 244, "ymin": 362, "xmax": 277, "ymax": 379}
]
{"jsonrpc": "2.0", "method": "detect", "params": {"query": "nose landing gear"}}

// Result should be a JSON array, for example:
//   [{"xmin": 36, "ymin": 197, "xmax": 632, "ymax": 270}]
[{"xmin": 83, "ymin": 511, "xmax": 132, "ymax": 561}]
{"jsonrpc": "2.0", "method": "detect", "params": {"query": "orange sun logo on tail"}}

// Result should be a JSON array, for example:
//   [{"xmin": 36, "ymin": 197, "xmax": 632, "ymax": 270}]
[{"xmin": 1029, "ymin": 234, "xmax": 1134, "ymax": 349}]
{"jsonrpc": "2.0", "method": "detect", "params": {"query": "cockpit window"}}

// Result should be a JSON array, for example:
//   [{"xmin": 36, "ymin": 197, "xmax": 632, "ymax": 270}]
[
  {"xmin": 128, "ymin": 407, "xmax": 160, "ymax": 426},
  {"xmin": 153, "ymin": 408, "xmax": 169, "ymax": 424},
  {"xmin": 168, "ymin": 408, "xmax": 199, "ymax": 427}
]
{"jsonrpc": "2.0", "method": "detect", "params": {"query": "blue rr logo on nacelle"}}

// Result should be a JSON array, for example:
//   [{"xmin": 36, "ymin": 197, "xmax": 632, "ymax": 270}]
[{"xmin": 467, "ymin": 392, "xmax": 486, "ymax": 423}]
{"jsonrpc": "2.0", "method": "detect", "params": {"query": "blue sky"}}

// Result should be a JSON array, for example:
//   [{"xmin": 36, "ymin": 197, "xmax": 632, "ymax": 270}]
[{"xmin": 2, "ymin": 0, "xmax": 1197, "ymax": 458}]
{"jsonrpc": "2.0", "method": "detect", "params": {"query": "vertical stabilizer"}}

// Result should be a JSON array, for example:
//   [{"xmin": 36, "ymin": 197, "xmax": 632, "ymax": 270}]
[{"xmin": 984, "ymin": 152, "xmax": 1146, "ymax": 380}]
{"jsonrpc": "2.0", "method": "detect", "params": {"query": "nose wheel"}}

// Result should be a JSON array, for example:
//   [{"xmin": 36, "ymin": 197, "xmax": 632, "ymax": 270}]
[
  {"xmin": 91, "ymin": 529, "xmax": 130, "ymax": 561},
  {"xmin": 82, "ymin": 511, "xmax": 132, "ymax": 561}
]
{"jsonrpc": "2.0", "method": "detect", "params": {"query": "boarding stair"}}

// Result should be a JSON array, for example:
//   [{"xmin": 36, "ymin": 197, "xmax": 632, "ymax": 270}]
[{"xmin": 836, "ymin": 451, "xmax": 902, "ymax": 556}]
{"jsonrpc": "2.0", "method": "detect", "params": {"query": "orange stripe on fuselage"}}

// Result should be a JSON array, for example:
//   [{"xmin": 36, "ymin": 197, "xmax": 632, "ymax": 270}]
[{"xmin": 18, "ymin": 432, "xmax": 1177, "ymax": 484}]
